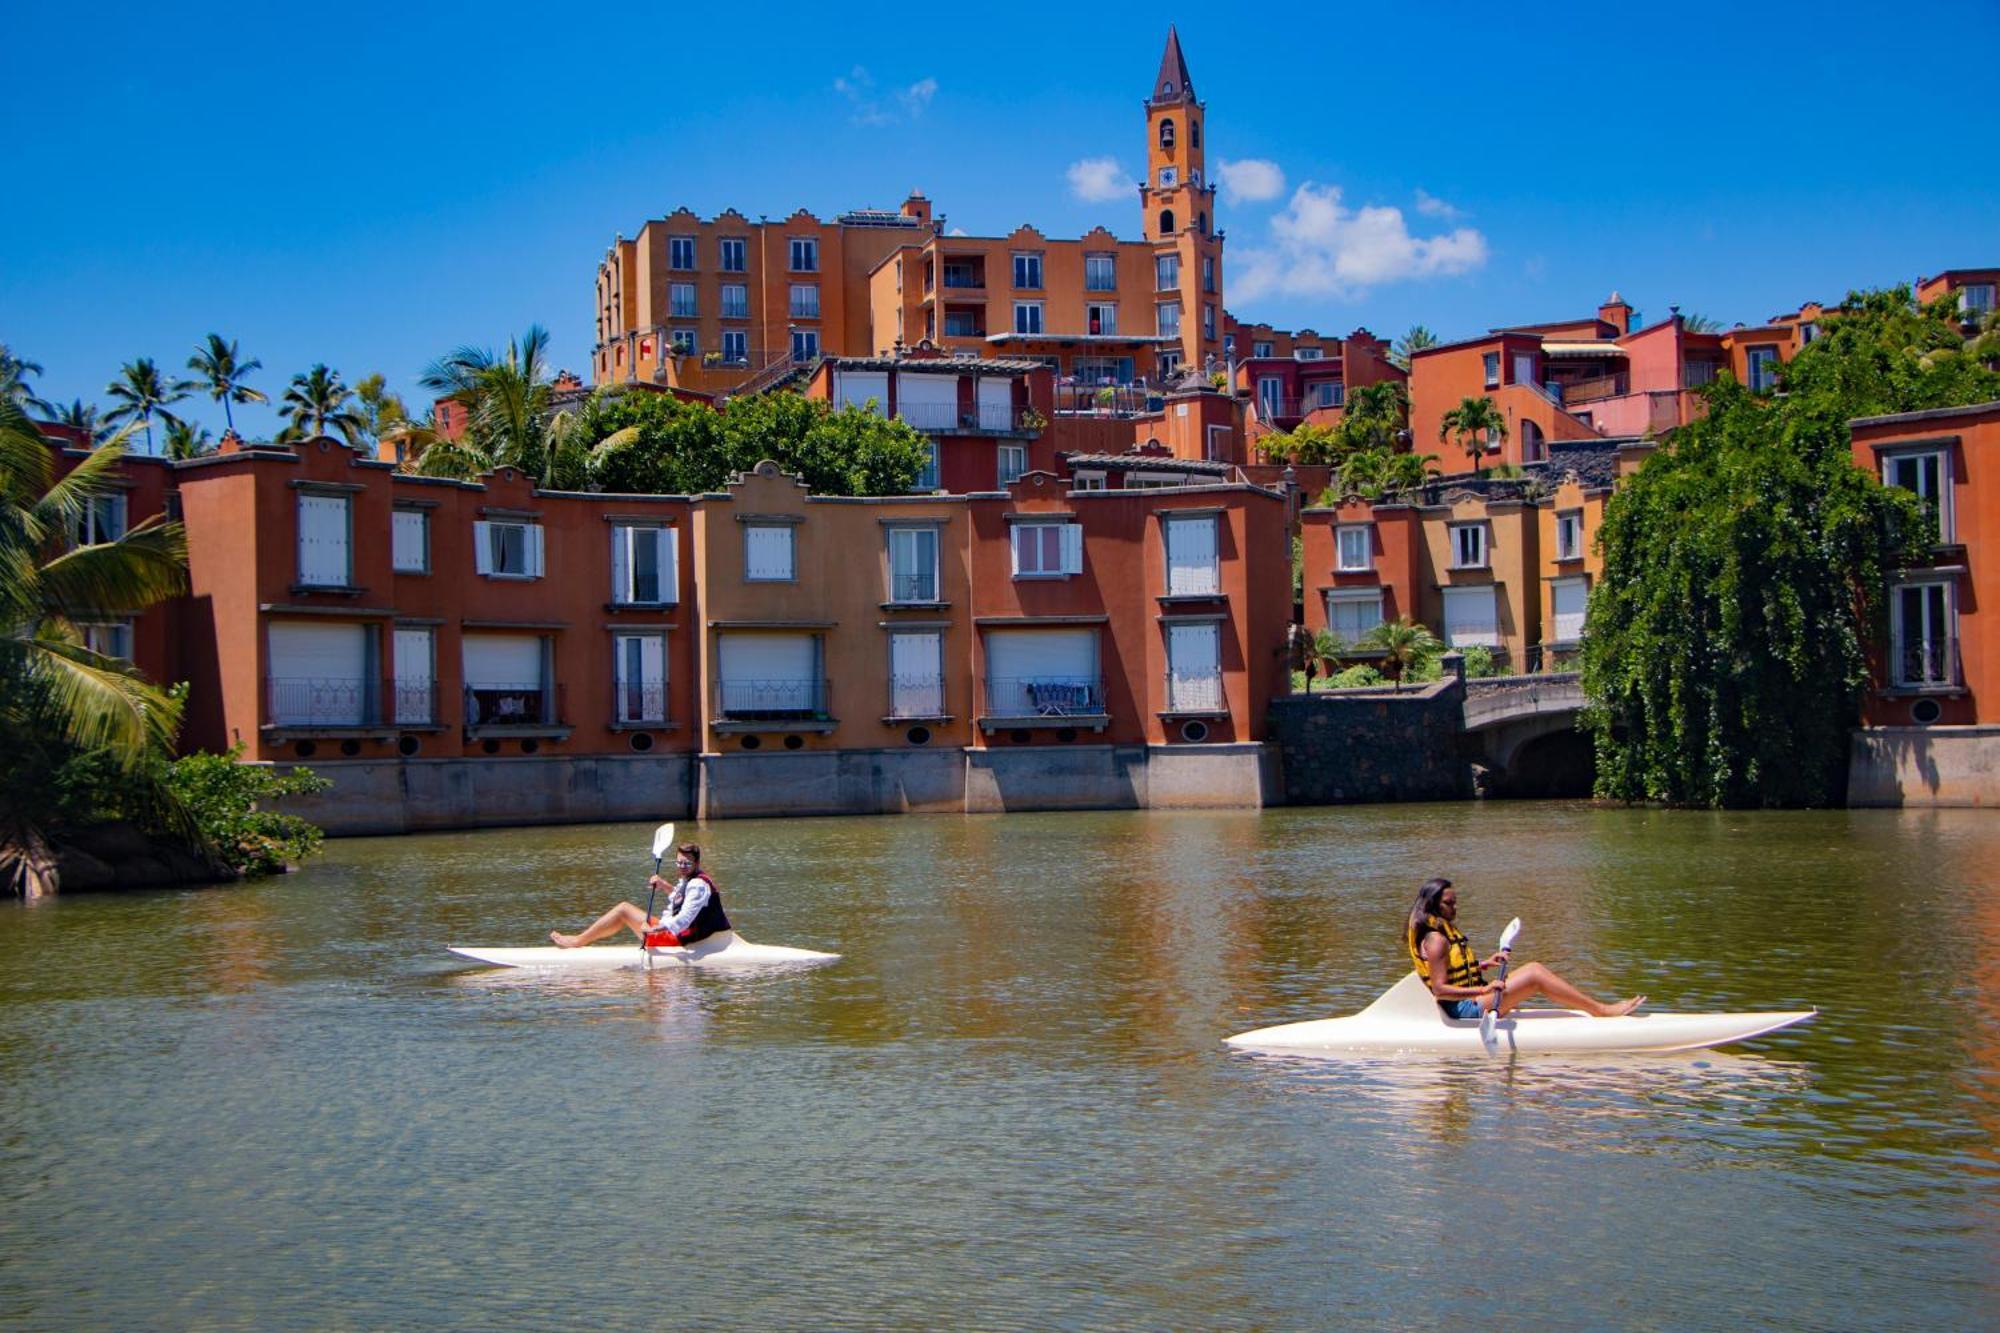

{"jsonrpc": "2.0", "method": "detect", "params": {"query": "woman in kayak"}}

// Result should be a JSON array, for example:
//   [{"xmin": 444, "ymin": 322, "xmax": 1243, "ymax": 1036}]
[
  {"xmin": 550, "ymin": 843, "xmax": 732, "ymax": 949},
  {"xmin": 1407, "ymin": 877, "xmax": 1643, "ymax": 1019}
]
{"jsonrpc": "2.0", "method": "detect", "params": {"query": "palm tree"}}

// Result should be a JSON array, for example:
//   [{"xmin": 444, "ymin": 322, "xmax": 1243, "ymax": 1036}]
[
  {"xmin": 0, "ymin": 344, "xmax": 56, "ymax": 416},
  {"xmin": 103, "ymin": 358, "xmax": 189, "ymax": 456},
  {"xmin": 1305, "ymin": 628, "xmax": 1347, "ymax": 692},
  {"xmin": 277, "ymin": 364, "xmax": 367, "ymax": 446},
  {"xmin": 0, "ymin": 400, "xmax": 190, "ymax": 897},
  {"xmin": 49, "ymin": 400, "xmax": 101, "ymax": 440},
  {"xmin": 1440, "ymin": 396, "xmax": 1507, "ymax": 476},
  {"xmin": 186, "ymin": 334, "xmax": 267, "ymax": 436},
  {"xmin": 1392, "ymin": 325, "xmax": 1439, "ymax": 370},
  {"xmin": 1359, "ymin": 616, "xmax": 1443, "ymax": 690},
  {"xmin": 162, "ymin": 419, "xmax": 214, "ymax": 461},
  {"xmin": 1679, "ymin": 312, "xmax": 1722, "ymax": 334},
  {"xmin": 420, "ymin": 325, "xmax": 557, "ymax": 481}
]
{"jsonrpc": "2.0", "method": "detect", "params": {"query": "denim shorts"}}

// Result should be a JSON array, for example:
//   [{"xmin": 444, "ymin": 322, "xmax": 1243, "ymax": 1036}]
[{"xmin": 1441, "ymin": 998, "xmax": 1485, "ymax": 1021}]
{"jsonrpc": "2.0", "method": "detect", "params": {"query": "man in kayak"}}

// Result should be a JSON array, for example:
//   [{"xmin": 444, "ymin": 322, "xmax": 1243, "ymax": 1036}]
[
  {"xmin": 1407, "ymin": 877, "xmax": 1643, "ymax": 1019},
  {"xmin": 549, "ymin": 843, "xmax": 732, "ymax": 949}
]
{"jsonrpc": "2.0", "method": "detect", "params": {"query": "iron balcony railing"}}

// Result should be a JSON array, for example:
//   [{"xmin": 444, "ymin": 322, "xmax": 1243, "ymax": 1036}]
[
  {"xmin": 889, "ymin": 572, "xmax": 940, "ymax": 603},
  {"xmin": 1053, "ymin": 383, "xmax": 1162, "ymax": 418},
  {"xmin": 888, "ymin": 673, "xmax": 947, "ymax": 718},
  {"xmin": 266, "ymin": 676, "xmax": 377, "ymax": 728},
  {"xmin": 894, "ymin": 403, "xmax": 1030, "ymax": 434},
  {"xmin": 393, "ymin": 681, "xmax": 436, "ymax": 726},
  {"xmin": 1893, "ymin": 635, "xmax": 1960, "ymax": 688},
  {"xmin": 715, "ymin": 676, "xmax": 832, "ymax": 721},
  {"xmin": 1166, "ymin": 670, "xmax": 1225, "ymax": 712},
  {"xmin": 463, "ymin": 681, "xmax": 564, "ymax": 727},
  {"xmin": 984, "ymin": 674, "xmax": 1104, "ymax": 718},
  {"xmin": 614, "ymin": 682, "xmax": 669, "ymax": 726}
]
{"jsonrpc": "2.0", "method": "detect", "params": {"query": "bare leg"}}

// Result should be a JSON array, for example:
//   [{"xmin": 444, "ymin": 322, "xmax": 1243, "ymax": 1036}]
[
  {"xmin": 1497, "ymin": 962, "xmax": 1643, "ymax": 1018},
  {"xmin": 550, "ymin": 902, "xmax": 650, "ymax": 948}
]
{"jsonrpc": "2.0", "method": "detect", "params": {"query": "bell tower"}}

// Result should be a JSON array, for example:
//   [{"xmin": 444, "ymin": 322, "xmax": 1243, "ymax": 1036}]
[{"xmin": 1141, "ymin": 26, "xmax": 1222, "ymax": 371}]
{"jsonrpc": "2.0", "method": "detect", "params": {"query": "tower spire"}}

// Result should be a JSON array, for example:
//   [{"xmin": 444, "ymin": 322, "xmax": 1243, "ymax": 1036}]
[{"xmin": 1152, "ymin": 25, "xmax": 1194, "ymax": 104}]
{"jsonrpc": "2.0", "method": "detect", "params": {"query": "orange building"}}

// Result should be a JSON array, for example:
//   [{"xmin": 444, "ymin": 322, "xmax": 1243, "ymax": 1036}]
[
  {"xmin": 1916, "ymin": 268, "xmax": 2000, "ymax": 331},
  {"xmin": 592, "ymin": 30, "xmax": 1227, "ymax": 407},
  {"xmin": 1226, "ymin": 324, "xmax": 1405, "ymax": 447}
]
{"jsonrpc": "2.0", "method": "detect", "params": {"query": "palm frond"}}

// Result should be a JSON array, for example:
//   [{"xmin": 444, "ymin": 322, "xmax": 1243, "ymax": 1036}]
[
  {"xmin": 7, "ymin": 634, "xmax": 184, "ymax": 765},
  {"xmin": 37, "ymin": 518, "xmax": 190, "ymax": 619}
]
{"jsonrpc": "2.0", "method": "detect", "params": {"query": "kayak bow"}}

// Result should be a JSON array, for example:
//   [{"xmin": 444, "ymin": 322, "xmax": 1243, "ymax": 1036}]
[
  {"xmin": 448, "ymin": 931, "xmax": 839, "ymax": 971},
  {"xmin": 1225, "ymin": 973, "xmax": 1814, "ymax": 1056}
]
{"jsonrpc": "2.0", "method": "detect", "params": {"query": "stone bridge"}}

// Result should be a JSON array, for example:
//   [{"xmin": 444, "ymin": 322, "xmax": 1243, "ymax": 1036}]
[{"xmin": 1460, "ymin": 672, "xmax": 1590, "ymax": 795}]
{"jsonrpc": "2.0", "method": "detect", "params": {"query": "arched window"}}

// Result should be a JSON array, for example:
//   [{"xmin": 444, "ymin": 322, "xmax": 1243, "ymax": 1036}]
[
  {"xmin": 1520, "ymin": 419, "xmax": 1545, "ymax": 463},
  {"xmin": 1159, "ymin": 209, "xmax": 1175, "ymax": 236},
  {"xmin": 1159, "ymin": 118, "xmax": 1176, "ymax": 149},
  {"xmin": 1190, "ymin": 121, "xmax": 1201, "ymax": 149}
]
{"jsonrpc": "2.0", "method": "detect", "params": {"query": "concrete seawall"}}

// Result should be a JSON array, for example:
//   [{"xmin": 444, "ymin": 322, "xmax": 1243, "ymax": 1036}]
[{"xmin": 1849, "ymin": 726, "xmax": 2000, "ymax": 807}]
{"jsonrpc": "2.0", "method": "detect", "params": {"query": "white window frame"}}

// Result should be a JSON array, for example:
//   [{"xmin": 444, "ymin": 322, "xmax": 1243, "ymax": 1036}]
[
  {"xmin": 1165, "ymin": 620, "xmax": 1224, "ymax": 713},
  {"xmin": 1012, "ymin": 252, "xmax": 1043, "ymax": 290},
  {"xmin": 1157, "ymin": 302, "xmax": 1181, "ymax": 338},
  {"xmin": 1164, "ymin": 514, "xmax": 1220, "ymax": 596},
  {"xmin": 789, "ymin": 236, "xmax": 817, "ymax": 272},
  {"xmin": 1959, "ymin": 284, "xmax": 1995, "ymax": 316},
  {"xmin": 76, "ymin": 492, "xmax": 128, "ymax": 545},
  {"xmin": 721, "ymin": 330, "xmax": 748, "ymax": 364},
  {"xmin": 1086, "ymin": 302, "xmax": 1118, "ymax": 337},
  {"xmin": 669, "ymin": 235, "xmax": 696, "ymax": 270},
  {"xmin": 886, "ymin": 525, "xmax": 940, "ymax": 603},
  {"xmin": 1313, "ymin": 381, "xmax": 1343, "ymax": 409},
  {"xmin": 1550, "ymin": 576, "xmax": 1589, "ymax": 646},
  {"xmin": 1013, "ymin": 301, "xmax": 1044, "ymax": 335},
  {"xmin": 1882, "ymin": 446, "xmax": 1953, "ymax": 543},
  {"xmin": 611, "ymin": 523, "xmax": 677, "ymax": 606},
  {"xmin": 669, "ymin": 281, "xmax": 698, "ymax": 317},
  {"xmin": 1072, "ymin": 471, "xmax": 1107, "ymax": 492},
  {"xmin": 669, "ymin": 328, "xmax": 696, "ymax": 355},
  {"xmin": 1336, "ymin": 524, "xmax": 1372, "ymax": 572},
  {"xmin": 720, "ymin": 283, "xmax": 749, "ymax": 319},
  {"xmin": 1084, "ymin": 253, "xmax": 1117, "ymax": 292},
  {"xmin": 1201, "ymin": 255, "xmax": 1215, "ymax": 293},
  {"xmin": 1556, "ymin": 510, "xmax": 1583, "ymax": 562},
  {"xmin": 789, "ymin": 283, "xmax": 820, "ymax": 319},
  {"xmin": 888, "ymin": 630, "xmax": 946, "ymax": 719},
  {"xmin": 790, "ymin": 329, "xmax": 819, "ymax": 363},
  {"xmin": 1253, "ymin": 340, "xmax": 1274, "ymax": 358},
  {"xmin": 1512, "ymin": 352, "xmax": 1536, "ymax": 386},
  {"xmin": 1449, "ymin": 522, "xmax": 1489, "ymax": 570},
  {"xmin": 1203, "ymin": 304, "xmax": 1216, "ymax": 339},
  {"xmin": 1155, "ymin": 255, "xmax": 1179, "ymax": 291},
  {"xmin": 1746, "ymin": 345, "xmax": 1780, "ymax": 392},
  {"xmin": 1295, "ymin": 347, "xmax": 1323, "ymax": 361},
  {"xmin": 1441, "ymin": 585, "xmax": 1501, "ymax": 648},
  {"xmin": 391, "ymin": 506, "xmax": 429, "ymax": 574},
  {"xmin": 613, "ymin": 631, "xmax": 669, "ymax": 724},
  {"xmin": 743, "ymin": 523, "xmax": 796, "ymax": 582},
  {"xmin": 393, "ymin": 625, "xmax": 434, "ymax": 725},
  {"xmin": 1324, "ymin": 590, "xmax": 1384, "ymax": 643},
  {"xmin": 1483, "ymin": 352, "xmax": 1501, "ymax": 389},
  {"xmin": 1890, "ymin": 578, "xmax": 1957, "ymax": 689},
  {"xmin": 718, "ymin": 237, "xmax": 747, "ymax": 272},
  {"xmin": 998, "ymin": 444, "xmax": 1027, "ymax": 486},
  {"xmin": 296, "ymin": 492, "xmax": 353, "ymax": 588},
  {"xmin": 1204, "ymin": 425, "xmax": 1229, "ymax": 461},
  {"xmin": 913, "ymin": 439, "xmax": 940, "ymax": 493},
  {"xmin": 82, "ymin": 619, "xmax": 134, "ymax": 662},
  {"xmin": 1010, "ymin": 521, "xmax": 1083, "ymax": 578},
  {"xmin": 473, "ymin": 519, "xmax": 545, "ymax": 580}
]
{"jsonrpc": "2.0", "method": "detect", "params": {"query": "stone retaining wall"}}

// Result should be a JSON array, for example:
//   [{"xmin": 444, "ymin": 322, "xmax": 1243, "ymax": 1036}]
[
  {"xmin": 1265, "ymin": 677, "xmax": 1470, "ymax": 805},
  {"xmin": 1849, "ymin": 726, "xmax": 2000, "ymax": 807}
]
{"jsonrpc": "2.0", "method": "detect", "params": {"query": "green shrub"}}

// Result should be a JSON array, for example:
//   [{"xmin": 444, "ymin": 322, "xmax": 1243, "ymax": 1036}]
[
  {"xmin": 1458, "ymin": 645, "xmax": 1502, "ymax": 678},
  {"xmin": 1330, "ymin": 664, "xmax": 1383, "ymax": 688},
  {"xmin": 165, "ymin": 748, "xmax": 331, "ymax": 877}
]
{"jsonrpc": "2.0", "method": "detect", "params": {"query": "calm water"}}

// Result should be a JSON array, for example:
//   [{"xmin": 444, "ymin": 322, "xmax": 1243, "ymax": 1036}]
[{"xmin": 2, "ymin": 803, "xmax": 1997, "ymax": 1327}]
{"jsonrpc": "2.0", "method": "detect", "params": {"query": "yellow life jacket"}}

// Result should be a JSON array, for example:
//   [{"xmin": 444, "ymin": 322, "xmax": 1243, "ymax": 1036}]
[{"xmin": 1407, "ymin": 914, "xmax": 1485, "ymax": 990}]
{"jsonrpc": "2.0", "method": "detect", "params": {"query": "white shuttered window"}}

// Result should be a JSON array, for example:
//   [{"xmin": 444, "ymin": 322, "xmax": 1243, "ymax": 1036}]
[
  {"xmin": 392, "ymin": 509, "xmax": 428, "ymax": 573},
  {"xmin": 393, "ymin": 627, "xmax": 434, "ymax": 724},
  {"xmin": 472, "ymin": 521, "xmax": 544, "ymax": 578},
  {"xmin": 1551, "ymin": 578, "xmax": 1588, "ymax": 644},
  {"xmin": 612, "ymin": 524, "xmax": 676, "ymax": 604},
  {"xmin": 614, "ymin": 632, "xmax": 668, "ymax": 723},
  {"xmin": 1164, "ymin": 515, "xmax": 1220, "ymax": 595},
  {"xmin": 1010, "ymin": 522, "xmax": 1083, "ymax": 577},
  {"xmin": 744, "ymin": 524, "xmax": 795, "ymax": 581},
  {"xmin": 1442, "ymin": 586, "xmax": 1501, "ymax": 647},
  {"xmin": 889, "ymin": 631, "xmax": 945, "ymax": 718},
  {"xmin": 297, "ymin": 494, "xmax": 351, "ymax": 587},
  {"xmin": 1167, "ymin": 622, "xmax": 1223, "ymax": 712}
]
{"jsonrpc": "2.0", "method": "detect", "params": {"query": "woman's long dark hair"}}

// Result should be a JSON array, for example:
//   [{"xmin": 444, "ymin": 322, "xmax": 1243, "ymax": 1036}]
[{"xmin": 1406, "ymin": 877, "xmax": 1452, "ymax": 948}]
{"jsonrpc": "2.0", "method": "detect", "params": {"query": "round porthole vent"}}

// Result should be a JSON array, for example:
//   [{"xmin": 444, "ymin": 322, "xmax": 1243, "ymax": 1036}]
[
  {"xmin": 397, "ymin": 735, "xmax": 421, "ymax": 757},
  {"xmin": 906, "ymin": 726, "xmax": 931, "ymax": 746},
  {"xmin": 741, "ymin": 734, "xmax": 762, "ymax": 750},
  {"xmin": 339, "ymin": 739, "xmax": 361, "ymax": 757},
  {"xmin": 1181, "ymin": 719, "xmax": 1211, "ymax": 743},
  {"xmin": 629, "ymin": 732, "xmax": 654, "ymax": 752},
  {"xmin": 294, "ymin": 741, "xmax": 317, "ymax": 759},
  {"xmin": 783, "ymin": 734, "xmax": 804, "ymax": 750},
  {"xmin": 1910, "ymin": 698, "xmax": 1943, "ymax": 725}
]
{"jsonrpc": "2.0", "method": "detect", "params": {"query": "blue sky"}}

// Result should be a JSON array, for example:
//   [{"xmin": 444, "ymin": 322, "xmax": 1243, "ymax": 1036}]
[{"xmin": 6, "ymin": 2, "xmax": 1997, "ymax": 440}]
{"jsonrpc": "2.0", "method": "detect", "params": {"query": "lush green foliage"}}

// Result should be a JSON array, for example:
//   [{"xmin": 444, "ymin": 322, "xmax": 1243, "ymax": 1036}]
[
  {"xmin": 186, "ymin": 334, "xmax": 267, "ymax": 436},
  {"xmin": 1263, "ymin": 381, "xmax": 1409, "ymax": 466},
  {"xmin": 1439, "ymin": 395, "xmax": 1506, "ymax": 474},
  {"xmin": 1329, "ymin": 663, "xmax": 1383, "ymax": 688},
  {"xmin": 567, "ymin": 388, "xmax": 931, "ymax": 497},
  {"xmin": 1457, "ymin": 644, "xmax": 1501, "ymax": 678},
  {"xmin": 1, "ymin": 344, "xmax": 55, "ymax": 416},
  {"xmin": 103, "ymin": 358, "xmax": 189, "ymax": 455},
  {"xmin": 164, "ymin": 748, "xmax": 330, "ymax": 876},
  {"xmin": 277, "ymin": 363, "xmax": 367, "ymax": 447},
  {"xmin": 1392, "ymin": 325, "xmax": 1438, "ymax": 371},
  {"xmin": 1582, "ymin": 289, "xmax": 1998, "ymax": 808},
  {"xmin": 1359, "ymin": 616, "xmax": 1443, "ymax": 687}
]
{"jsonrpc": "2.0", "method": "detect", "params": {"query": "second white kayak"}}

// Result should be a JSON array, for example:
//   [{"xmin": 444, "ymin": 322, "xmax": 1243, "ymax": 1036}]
[
  {"xmin": 448, "ymin": 931, "xmax": 839, "ymax": 971},
  {"xmin": 1225, "ymin": 972, "xmax": 1815, "ymax": 1056}
]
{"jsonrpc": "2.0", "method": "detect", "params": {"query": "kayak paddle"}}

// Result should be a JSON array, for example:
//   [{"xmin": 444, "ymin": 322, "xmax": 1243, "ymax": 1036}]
[
  {"xmin": 1481, "ymin": 917, "xmax": 1522, "ymax": 1045},
  {"xmin": 643, "ymin": 821, "xmax": 676, "ymax": 948}
]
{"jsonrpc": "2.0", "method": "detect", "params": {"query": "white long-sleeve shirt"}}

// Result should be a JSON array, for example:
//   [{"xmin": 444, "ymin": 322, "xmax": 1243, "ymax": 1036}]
[{"xmin": 659, "ymin": 874, "xmax": 712, "ymax": 936}]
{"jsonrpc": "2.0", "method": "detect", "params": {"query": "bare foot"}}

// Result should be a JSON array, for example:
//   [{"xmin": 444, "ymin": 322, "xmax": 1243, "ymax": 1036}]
[
  {"xmin": 550, "ymin": 931, "xmax": 580, "ymax": 948},
  {"xmin": 1607, "ymin": 995, "xmax": 1645, "ymax": 1017}
]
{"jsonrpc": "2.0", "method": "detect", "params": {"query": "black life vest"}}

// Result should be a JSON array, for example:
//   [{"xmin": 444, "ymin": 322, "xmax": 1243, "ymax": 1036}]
[
  {"xmin": 672, "ymin": 871, "xmax": 731, "ymax": 944},
  {"xmin": 1407, "ymin": 914, "xmax": 1484, "ymax": 991}
]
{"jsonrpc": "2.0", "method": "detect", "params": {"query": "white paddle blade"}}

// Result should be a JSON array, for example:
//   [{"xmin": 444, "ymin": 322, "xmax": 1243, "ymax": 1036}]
[
  {"xmin": 650, "ymin": 822, "xmax": 677, "ymax": 861},
  {"xmin": 1497, "ymin": 917, "xmax": 1522, "ymax": 953}
]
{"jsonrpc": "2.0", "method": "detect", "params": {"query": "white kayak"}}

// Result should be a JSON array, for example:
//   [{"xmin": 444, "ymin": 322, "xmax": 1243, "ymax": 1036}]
[
  {"xmin": 448, "ymin": 931, "xmax": 839, "ymax": 972},
  {"xmin": 1225, "ymin": 972, "xmax": 1814, "ymax": 1057}
]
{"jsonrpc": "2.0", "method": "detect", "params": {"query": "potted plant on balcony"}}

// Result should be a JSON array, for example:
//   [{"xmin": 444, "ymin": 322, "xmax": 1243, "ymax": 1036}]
[{"xmin": 702, "ymin": 351, "xmax": 723, "ymax": 367}]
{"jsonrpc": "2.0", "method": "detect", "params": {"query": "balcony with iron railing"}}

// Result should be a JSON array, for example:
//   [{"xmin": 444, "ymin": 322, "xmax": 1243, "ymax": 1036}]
[
  {"xmin": 264, "ymin": 676, "xmax": 387, "ymax": 735},
  {"xmin": 1163, "ymin": 670, "xmax": 1226, "ymax": 715},
  {"xmin": 887, "ymin": 673, "xmax": 948, "ymax": 720},
  {"xmin": 612, "ymin": 682, "xmax": 669, "ymax": 728},
  {"xmin": 979, "ymin": 674, "xmax": 1109, "ymax": 731},
  {"xmin": 887, "ymin": 571, "xmax": 942, "ymax": 605},
  {"xmin": 1052, "ymin": 382, "xmax": 1163, "ymax": 418},
  {"xmin": 1890, "ymin": 635, "xmax": 1961, "ymax": 691},
  {"xmin": 893, "ymin": 403, "xmax": 1034, "ymax": 435},
  {"xmin": 713, "ymin": 676, "xmax": 835, "ymax": 731},
  {"xmin": 463, "ymin": 681, "xmax": 569, "ymax": 737}
]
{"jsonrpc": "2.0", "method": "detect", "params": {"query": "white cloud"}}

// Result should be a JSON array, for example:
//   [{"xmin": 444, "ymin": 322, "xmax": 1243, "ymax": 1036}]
[
  {"xmin": 1414, "ymin": 187, "xmax": 1463, "ymax": 219},
  {"xmin": 1216, "ymin": 158, "xmax": 1286, "ymax": 205},
  {"xmin": 1231, "ymin": 182, "xmax": 1489, "ymax": 303},
  {"xmin": 1066, "ymin": 156, "xmax": 1136, "ymax": 203},
  {"xmin": 834, "ymin": 67, "xmax": 939, "ymax": 126}
]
